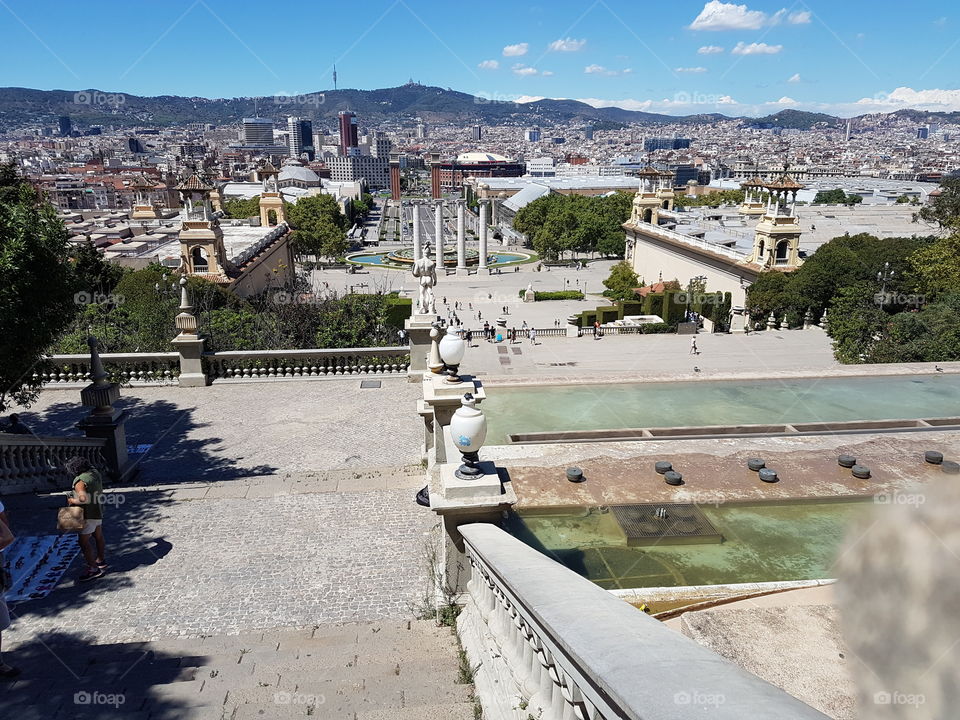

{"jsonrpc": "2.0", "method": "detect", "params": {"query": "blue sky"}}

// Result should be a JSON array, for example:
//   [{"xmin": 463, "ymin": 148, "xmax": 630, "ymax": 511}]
[{"xmin": 1, "ymin": 0, "xmax": 958, "ymax": 116}]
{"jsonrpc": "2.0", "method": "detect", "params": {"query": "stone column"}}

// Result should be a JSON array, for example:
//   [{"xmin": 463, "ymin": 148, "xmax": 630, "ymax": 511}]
[
  {"xmin": 456, "ymin": 201, "xmax": 467, "ymax": 275},
  {"xmin": 478, "ymin": 201, "xmax": 489, "ymax": 272},
  {"xmin": 171, "ymin": 277, "xmax": 208, "ymax": 387},
  {"xmin": 412, "ymin": 201, "xmax": 421, "ymax": 261},
  {"xmin": 434, "ymin": 202, "xmax": 443, "ymax": 261},
  {"xmin": 76, "ymin": 336, "xmax": 135, "ymax": 482}
]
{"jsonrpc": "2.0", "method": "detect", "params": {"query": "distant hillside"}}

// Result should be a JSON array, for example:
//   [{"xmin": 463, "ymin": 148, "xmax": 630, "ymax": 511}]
[{"xmin": 747, "ymin": 109, "xmax": 841, "ymax": 130}]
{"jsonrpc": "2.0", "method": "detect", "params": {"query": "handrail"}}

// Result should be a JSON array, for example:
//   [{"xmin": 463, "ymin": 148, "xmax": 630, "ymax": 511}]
[
  {"xmin": 0, "ymin": 435, "xmax": 107, "ymax": 494},
  {"xmin": 38, "ymin": 352, "xmax": 180, "ymax": 385},
  {"xmin": 202, "ymin": 346, "xmax": 410, "ymax": 381},
  {"xmin": 631, "ymin": 220, "xmax": 749, "ymax": 261},
  {"xmin": 459, "ymin": 523, "xmax": 829, "ymax": 719}
]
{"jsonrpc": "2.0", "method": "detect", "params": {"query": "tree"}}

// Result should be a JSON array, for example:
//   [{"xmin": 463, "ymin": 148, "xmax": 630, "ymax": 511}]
[
  {"xmin": 812, "ymin": 188, "xmax": 847, "ymax": 204},
  {"xmin": 602, "ymin": 261, "xmax": 640, "ymax": 301},
  {"xmin": 0, "ymin": 162, "xmax": 79, "ymax": 410},
  {"xmin": 222, "ymin": 196, "xmax": 261, "ymax": 219},
  {"xmin": 827, "ymin": 282, "xmax": 888, "ymax": 364},
  {"xmin": 915, "ymin": 178, "xmax": 960, "ymax": 233},
  {"xmin": 70, "ymin": 239, "xmax": 125, "ymax": 297},
  {"xmin": 286, "ymin": 194, "xmax": 348, "ymax": 260},
  {"xmin": 910, "ymin": 233, "xmax": 960, "ymax": 300},
  {"xmin": 513, "ymin": 191, "xmax": 631, "ymax": 260}
]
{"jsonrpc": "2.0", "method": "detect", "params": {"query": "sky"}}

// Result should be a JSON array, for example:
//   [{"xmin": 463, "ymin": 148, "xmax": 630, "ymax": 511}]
[{"xmin": 1, "ymin": 0, "xmax": 959, "ymax": 117}]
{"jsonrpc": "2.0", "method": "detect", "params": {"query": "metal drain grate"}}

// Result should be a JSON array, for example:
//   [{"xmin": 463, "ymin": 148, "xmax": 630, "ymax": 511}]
[
  {"xmin": 359, "ymin": 380, "xmax": 382, "ymax": 389},
  {"xmin": 611, "ymin": 504, "xmax": 723, "ymax": 546}
]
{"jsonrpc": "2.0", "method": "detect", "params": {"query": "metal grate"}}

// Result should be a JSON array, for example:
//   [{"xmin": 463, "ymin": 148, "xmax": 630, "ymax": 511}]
[
  {"xmin": 359, "ymin": 380, "xmax": 382, "ymax": 389},
  {"xmin": 611, "ymin": 504, "xmax": 723, "ymax": 546}
]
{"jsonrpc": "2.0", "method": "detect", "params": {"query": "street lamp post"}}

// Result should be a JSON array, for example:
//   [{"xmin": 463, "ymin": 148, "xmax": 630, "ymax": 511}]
[{"xmin": 877, "ymin": 262, "xmax": 895, "ymax": 307}]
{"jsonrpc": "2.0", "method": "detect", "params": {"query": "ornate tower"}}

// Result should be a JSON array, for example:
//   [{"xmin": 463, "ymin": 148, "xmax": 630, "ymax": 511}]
[
  {"xmin": 748, "ymin": 176, "xmax": 804, "ymax": 269},
  {"xmin": 655, "ymin": 170, "xmax": 675, "ymax": 212},
  {"xmin": 176, "ymin": 171, "xmax": 230, "ymax": 281},
  {"xmin": 738, "ymin": 176, "xmax": 767, "ymax": 216},
  {"xmin": 258, "ymin": 161, "xmax": 285, "ymax": 227},
  {"xmin": 130, "ymin": 173, "xmax": 160, "ymax": 220},
  {"xmin": 629, "ymin": 166, "xmax": 665, "ymax": 226}
]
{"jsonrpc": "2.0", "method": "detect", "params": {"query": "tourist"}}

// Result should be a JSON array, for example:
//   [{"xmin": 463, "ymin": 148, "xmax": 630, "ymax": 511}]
[
  {"xmin": 466, "ymin": 329, "xmax": 473, "ymax": 347},
  {"xmin": 397, "ymin": 329, "xmax": 407, "ymax": 345},
  {"xmin": 521, "ymin": 320, "xmax": 528, "ymax": 330},
  {"xmin": 690, "ymin": 336, "xmax": 699, "ymax": 355},
  {"xmin": 0, "ymin": 511, "xmax": 18, "ymax": 680},
  {"xmin": 65, "ymin": 457, "xmax": 108, "ymax": 582},
  {"xmin": 528, "ymin": 328, "xmax": 537, "ymax": 345},
  {"xmin": 442, "ymin": 296, "xmax": 446, "ymax": 305},
  {"xmin": 1, "ymin": 415, "xmax": 29, "ymax": 435}
]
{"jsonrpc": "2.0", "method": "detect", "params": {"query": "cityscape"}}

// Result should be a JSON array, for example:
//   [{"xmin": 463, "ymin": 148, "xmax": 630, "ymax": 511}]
[{"xmin": 1, "ymin": 1, "xmax": 959, "ymax": 719}]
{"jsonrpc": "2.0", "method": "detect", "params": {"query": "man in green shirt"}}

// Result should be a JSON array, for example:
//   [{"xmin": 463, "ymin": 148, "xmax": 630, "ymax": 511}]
[{"xmin": 65, "ymin": 457, "xmax": 108, "ymax": 582}]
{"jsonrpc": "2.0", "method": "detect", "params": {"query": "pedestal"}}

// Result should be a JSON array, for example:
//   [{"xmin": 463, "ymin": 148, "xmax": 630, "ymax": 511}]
[
  {"xmin": 456, "ymin": 267, "xmax": 471, "ymax": 276},
  {"xmin": 729, "ymin": 310, "xmax": 747, "ymax": 334},
  {"xmin": 423, "ymin": 374, "xmax": 485, "ymax": 463},
  {"xmin": 405, "ymin": 314, "xmax": 436, "ymax": 381},
  {"xmin": 77, "ymin": 408, "xmax": 138, "ymax": 483},
  {"xmin": 172, "ymin": 334, "xmax": 208, "ymax": 387}
]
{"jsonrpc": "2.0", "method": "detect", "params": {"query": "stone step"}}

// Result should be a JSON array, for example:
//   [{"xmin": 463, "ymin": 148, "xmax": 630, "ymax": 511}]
[{"xmin": 356, "ymin": 701, "xmax": 479, "ymax": 720}]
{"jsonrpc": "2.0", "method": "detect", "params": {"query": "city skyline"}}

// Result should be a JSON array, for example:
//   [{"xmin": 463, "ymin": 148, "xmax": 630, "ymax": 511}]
[{"xmin": 0, "ymin": 0, "xmax": 958, "ymax": 117}]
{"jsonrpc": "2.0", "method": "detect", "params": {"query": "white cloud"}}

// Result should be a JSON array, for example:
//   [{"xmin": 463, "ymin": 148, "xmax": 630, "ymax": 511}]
[
  {"xmin": 502, "ymin": 43, "xmax": 528, "ymax": 57},
  {"xmin": 788, "ymin": 10, "xmax": 811, "ymax": 24},
  {"xmin": 771, "ymin": 96, "xmax": 798, "ymax": 105},
  {"xmin": 855, "ymin": 86, "xmax": 960, "ymax": 112},
  {"xmin": 515, "ymin": 95, "xmax": 545, "ymax": 104},
  {"xmin": 689, "ymin": 1, "xmax": 767, "ymax": 31},
  {"xmin": 676, "ymin": 66, "xmax": 708, "ymax": 73},
  {"xmin": 788, "ymin": 72, "xmax": 801, "ymax": 83},
  {"xmin": 584, "ymin": 64, "xmax": 616, "ymax": 76},
  {"xmin": 698, "ymin": 45, "xmax": 725, "ymax": 54},
  {"xmin": 622, "ymin": 68, "xmax": 634, "ymax": 74},
  {"xmin": 769, "ymin": 8, "xmax": 787, "ymax": 25},
  {"xmin": 541, "ymin": 70, "xmax": 555, "ymax": 76},
  {"xmin": 511, "ymin": 63, "xmax": 538, "ymax": 76},
  {"xmin": 934, "ymin": 16, "xmax": 947, "ymax": 27},
  {"xmin": 477, "ymin": 59, "xmax": 499, "ymax": 70},
  {"xmin": 732, "ymin": 41, "xmax": 783, "ymax": 55},
  {"xmin": 548, "ymin": 37, "xmax": 586, "ymax": 52}
]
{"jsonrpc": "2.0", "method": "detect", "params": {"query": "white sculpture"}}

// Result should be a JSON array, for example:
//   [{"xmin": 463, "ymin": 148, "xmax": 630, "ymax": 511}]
[{"xmin": 412, "ymin": 240, "xmax": 438, "ymax": 315}]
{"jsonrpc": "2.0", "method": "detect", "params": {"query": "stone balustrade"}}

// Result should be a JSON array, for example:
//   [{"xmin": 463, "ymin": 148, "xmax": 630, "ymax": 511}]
[
  {"xmin": 458, "ymin": 523, "xmax": 829, "ymax": 720},
  {"xmin": 0, "ymin": 435, "xmax": 108, "ymax": 494},
  {"xmin": 203, "ymin": 347, "xmax": 410, "ymax": 381},
  {"xmin": 36, "ymin": 353, "xmax": 181, "ymax": 385}
]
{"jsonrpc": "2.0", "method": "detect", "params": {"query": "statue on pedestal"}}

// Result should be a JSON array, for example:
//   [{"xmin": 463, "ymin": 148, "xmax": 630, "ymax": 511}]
[{"xmin": 412, "ymin": 240, "xmax": 438, "ymax": 315}]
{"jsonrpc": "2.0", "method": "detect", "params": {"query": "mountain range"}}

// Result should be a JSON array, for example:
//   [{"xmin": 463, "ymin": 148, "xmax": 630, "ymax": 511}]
[{"xmin": 1, "ymin": 83, "xmax": 957, "ymax": 132}]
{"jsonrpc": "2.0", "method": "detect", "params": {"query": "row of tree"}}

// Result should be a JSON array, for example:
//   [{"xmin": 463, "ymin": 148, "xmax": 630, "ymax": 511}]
[{"xmin": 513, "ymin": 192, "xmax": 632, "ymax": 260}]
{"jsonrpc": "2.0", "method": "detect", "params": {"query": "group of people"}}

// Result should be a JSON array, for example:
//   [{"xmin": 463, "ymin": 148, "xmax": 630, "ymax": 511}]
[
  {"xmin": 0, "ymin": 455, "xmax": 110, "ymax": 682},
  {"xmin": 0, "ymin": 414, "xmax": 29, "ymax": 435}
]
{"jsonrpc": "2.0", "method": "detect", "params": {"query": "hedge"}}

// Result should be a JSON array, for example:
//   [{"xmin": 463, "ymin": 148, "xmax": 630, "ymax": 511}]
[
  {"xmin": 518, "ymin": 290, "xmax": 584, "ymax": 301},
  {"xmin": 385, "ymin": 297, "xmax": 412, "ymax": 328}
]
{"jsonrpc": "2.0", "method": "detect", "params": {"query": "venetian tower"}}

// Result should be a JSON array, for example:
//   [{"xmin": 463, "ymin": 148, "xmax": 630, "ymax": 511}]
[
  {"xmin": 258, "ymin": 161, "xmax": 285, "ymax": 227},
  {"xmin": 130, "ymin": 172, "xmax": 160, "ymax": 220},
  {"xmin": 738, "ymin": 175, "xmax": 767, "ymax": 216}
]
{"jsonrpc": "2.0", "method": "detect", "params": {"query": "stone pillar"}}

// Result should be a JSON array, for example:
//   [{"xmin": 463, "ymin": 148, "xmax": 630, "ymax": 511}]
[
  {"xmin": 171, "ymin": 277, "xmax": 208, "ymax": 387},
  {"xmin": 434, "ymin": 202, "xmax": 443, "ymax": 260},
  {"xmin": 456, "ymin": 201, "xmax": 467, "ymax": 275},
  {"xmin": 412, "ymin": 201, "xmax": 421, "ymax": 261},
  {"xmin": 478, "ymin": 201, "xmax": 489, "ymax": 273},
  {"xmin": 76, "ymin": 336, "xmax": 136, "ymax": 482}
]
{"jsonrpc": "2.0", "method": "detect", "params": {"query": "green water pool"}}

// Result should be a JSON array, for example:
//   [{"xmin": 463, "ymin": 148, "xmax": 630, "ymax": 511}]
[
  {"xmin": 484, "ymin": 374, "xmax": 960, "ymax": 444},
  {"xmin": 504, "ymin": 500, "xmax": 871, "ymax": 590}
]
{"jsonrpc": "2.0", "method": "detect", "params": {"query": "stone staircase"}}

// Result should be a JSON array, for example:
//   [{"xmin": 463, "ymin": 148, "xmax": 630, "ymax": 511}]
[{"xmin": 1, "ymin": 620, "xmax": 478, "ymax": 720}]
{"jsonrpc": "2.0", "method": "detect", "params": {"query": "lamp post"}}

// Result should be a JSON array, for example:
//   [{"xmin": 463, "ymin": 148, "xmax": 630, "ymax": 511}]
[
  {"xmin": 449, "ymin": 393, "xmax": 487, "ymax": 479},
  {"xmin": 877, "ymin": 262, "xmax": 895, "ymax": 307},
  {"xmin": 438, "ymin": 324, "xmax": 466, "ymax": 383}
]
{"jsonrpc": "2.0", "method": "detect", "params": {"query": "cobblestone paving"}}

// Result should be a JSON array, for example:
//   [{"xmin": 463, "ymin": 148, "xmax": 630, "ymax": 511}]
[{"xmin": 4, "ymin": 474, "xmax": 437, "ymax": 647}]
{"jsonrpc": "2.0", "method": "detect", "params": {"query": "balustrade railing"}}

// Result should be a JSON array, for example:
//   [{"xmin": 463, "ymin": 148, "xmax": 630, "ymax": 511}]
[
  {"xmin": 36, "ymin": 353, "xmax": 181, "ymax": 385},
  {"xmin": 459, "ymin": 523, "xmax": 829, "ymax": 720},
  {"xmin": 203, "ymin": 347, "xmax": 410, "ymax": 381},
  {"xmin": 0, "ymin": 435, "xmax": 107, "ymax": 494}
]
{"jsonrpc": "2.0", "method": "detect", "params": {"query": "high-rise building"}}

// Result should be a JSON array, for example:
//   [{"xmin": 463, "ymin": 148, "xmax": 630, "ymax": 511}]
[
  {"xmin": 917, "ymin": 127, "xmax": 929, "ymax": 140},
  {"xmin": 644, "ymin": 137, "xmax": 691, "ymax": 152},
  {"xmin": 370, "ymin": 131, "xmax": 391, "ymax": 159},
  {"xmin": 287, "ymin": 117, "xmax": 314, "ymax": 160},
  {"xmin": 243, "ymin": 118, "xmax": 274, "ymax": 146},
  {"xmin": 471, "ymin": 125, "xmax": 482, "ymax": 142},
  {"xmin": 416, "ymin": 120, "xmax": 428, "ymax": 139},
  {"xmin": 58, "ymin": 116, "xmax": 72, "ymax": 137},
  {"xmin": 339, "ymin": 111, "xmax": 359, "ymax": 155},
  {"xmin": 525, "ymin": 127, "xmax": 541, "ymax": 142}
]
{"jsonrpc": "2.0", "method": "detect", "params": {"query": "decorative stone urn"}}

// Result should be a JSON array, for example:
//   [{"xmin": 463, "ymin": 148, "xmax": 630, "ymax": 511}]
[{"xmin": 449, "ymin": 393, "xmax": 487, "ymax": 479}]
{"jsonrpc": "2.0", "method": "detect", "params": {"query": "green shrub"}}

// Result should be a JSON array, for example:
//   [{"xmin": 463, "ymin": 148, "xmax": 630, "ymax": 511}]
[
  {"xmin": 530, "ymin": 290, "xmax": 584, "ymax": 301},
  {"xmin": 641, "ymin": 322, "xmax": 673, "ymax": 334}
]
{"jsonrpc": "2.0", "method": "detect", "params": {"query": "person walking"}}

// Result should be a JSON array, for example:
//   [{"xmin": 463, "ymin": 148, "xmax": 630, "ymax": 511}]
[
  {"xmin": 0, "ymin": 510, "xmax": 18, "ymax": 680},
  {"xmin": 690, "ymin": 336, "xmax": 699, "ymax": 355},
  {"xmin": 528, "ymin": 327, "xmax": 537, "ymax": 345},
  {"xmin": 65, "ymin": 457, "xmax": 108, "ymax": 582},
  {"xmin": 466, "ymin": 329, "xmax": 473, "ymax": 347}
]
